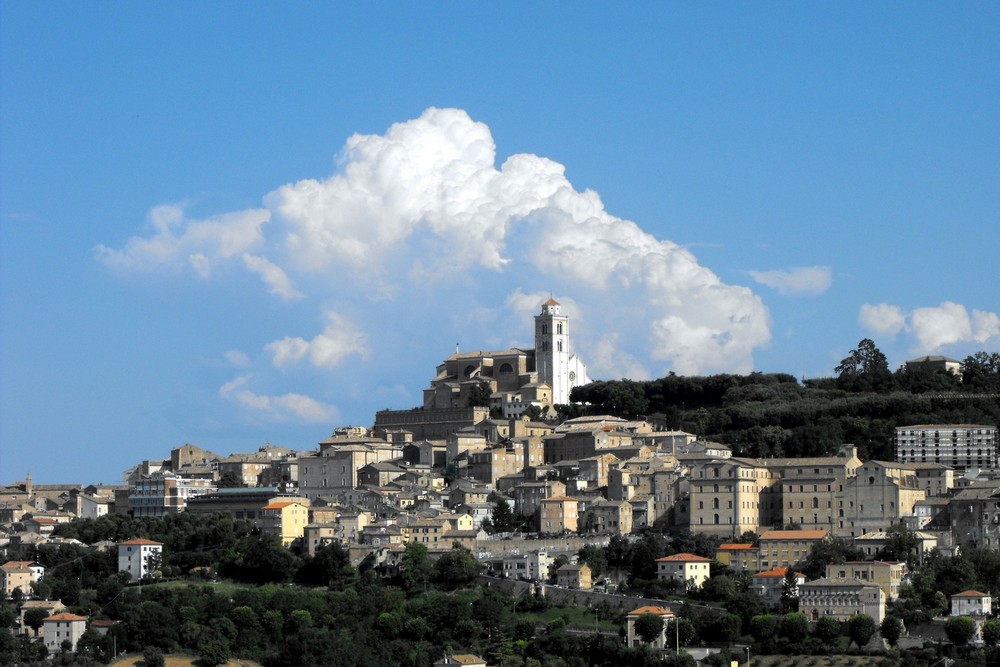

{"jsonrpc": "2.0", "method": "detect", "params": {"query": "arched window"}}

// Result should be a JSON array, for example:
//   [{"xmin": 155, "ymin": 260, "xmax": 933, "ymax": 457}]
[
  {"xmin": 557, "ymin": 323, "xmax": 563, "ymax": 334},
  {"xmin": 812, "ymin": 497, "xmax": 819, "ymax": 509},
  {"xmin": 714, "ymin": 514, "xmax": 720, "ymax": 524},
  {"xmin": 541, "ymin": 324, "xmax": 548, "ymax": 335},
  {"xmin": 464, "ymin": 365, "xmax": 477, "ymax": 377},
  {"xmin": 557, "ymin": 340, "xmax": 563, "ymax": 352},
  {"xmin": 712, "ymin": 498, "xmax": 720, "ymax": 509},
  {"xmin": 499, "ymin": 363, "xmax": 514, "ymax": 375}
]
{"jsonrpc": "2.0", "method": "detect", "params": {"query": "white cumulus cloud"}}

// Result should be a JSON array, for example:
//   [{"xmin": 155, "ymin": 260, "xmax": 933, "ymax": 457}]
[
  {"xmin": 264, "ymin": 108, "xmax": 771, "ymax": 374},
  {"xmin": 859, "ymin": 300, "xmax": 1000, "ymax": 353},
  {"xmin": 95, "ymin": 204, "xmax": 269, "ymax": 276},
  {"xmin": 267, "ymin": 311, "xmax": 369, "ymax": 370},
  {"xmin": 858, "ymin": 303, "xmax": 907, "ymax": 338},
  {"xmin": 219, "ymin": 376, "xmax": 337, "ymax": 422},
  {"xmin": 748, "ymin": 266, "xmax": 832, "ymax": 297},
  {"xmin": 242, "ymin": 253, "xmax": 302, "ymax": 300}
]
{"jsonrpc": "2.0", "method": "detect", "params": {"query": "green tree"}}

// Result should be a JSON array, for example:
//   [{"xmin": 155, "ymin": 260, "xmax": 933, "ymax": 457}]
[
  {"xmin": 780, "ymin": 568, "xmax": 799, "ymax": 611},
  {"xmin": 491, "ymin": 499, "xmax": 516, "ymax": 534},
  {"xmin": 141, "ymin": 646, "xmax": 165, "ymax": 667},
  {"xmin": 749, "ymin": 614, "xmax": 778, "ymax": 643},
  {"xmin": 944, "ymin": 616, "xmax": 977, "ymax": 646},
  {"xmin": 634, "ymin": 612, "xmax": 664, "ymax": 644},
  {"xmin": 23, "ymin": 607, "xmax": 48, "ymax": 637},
  {"xmin": 432, "ymin": 546, "xmax": 479, "ymax": 588},
  {"xmin": 467, "ymin": 380, "xmax": 493, "ymax": 408},
  {"xmin": 198, "ymin": 635, "xmax": 232, "ymax": 666},
  {"xmin": 835, "ymin": 338, "xmax": 893, "ymax": 392},
  {"xmin": 780, "ymin": 612, "xmax": 808, "ymax": 643},
  {"xmin": 814, "ymin": 616, "xmax": 841, "ymax": 643},
  {"xmin": 401, "ymin": 541, "xmax": 432, "ymax": 592},
  {"xmin": 982, "ymin": 618, "xmax": 1000, "ymax": 646},
  {"xmin": 847, "ymin": 614, "xmax": 876, "ymax": 648},
  {"xmin": 880, "ymin": 615, "xmax": 902, "ymax": 646}
]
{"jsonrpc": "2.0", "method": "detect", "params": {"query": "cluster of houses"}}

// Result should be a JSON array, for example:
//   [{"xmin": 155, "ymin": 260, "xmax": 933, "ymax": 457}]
[{"xmin": 1, "ymin": 303, "xmax": 997, "ymax": 655}]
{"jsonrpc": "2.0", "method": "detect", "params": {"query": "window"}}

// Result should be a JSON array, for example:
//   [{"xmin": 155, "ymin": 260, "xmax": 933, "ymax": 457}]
[{"xmin": 557, "ymin": 323, "xmax": 563, "ymax": 334}]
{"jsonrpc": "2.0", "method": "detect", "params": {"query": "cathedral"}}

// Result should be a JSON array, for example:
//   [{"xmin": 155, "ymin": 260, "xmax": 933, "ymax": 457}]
[{"xmin": 422, "ymin": 298, "xmax": 590, "ymax": 416}]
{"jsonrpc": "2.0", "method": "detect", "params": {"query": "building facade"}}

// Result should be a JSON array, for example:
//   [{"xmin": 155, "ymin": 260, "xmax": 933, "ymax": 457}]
[{"xmin": 896, "ymin": 424, "xmax": 998, "ymax": 472}]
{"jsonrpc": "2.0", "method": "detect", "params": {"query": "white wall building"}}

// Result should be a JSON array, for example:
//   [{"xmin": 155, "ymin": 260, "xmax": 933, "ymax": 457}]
[
  {"xmin": 895, "ymin": 424, "xmax": 997, "ymax": 472},
  {"xmin": 117, "ymin": 538, "xmax": 163, "ymax": 580}
]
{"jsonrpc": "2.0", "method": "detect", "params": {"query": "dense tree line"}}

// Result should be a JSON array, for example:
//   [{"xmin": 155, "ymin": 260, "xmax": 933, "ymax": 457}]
[{"xmin": 567, "ymin": 346, "xmax": 1000, "ymax": 461}]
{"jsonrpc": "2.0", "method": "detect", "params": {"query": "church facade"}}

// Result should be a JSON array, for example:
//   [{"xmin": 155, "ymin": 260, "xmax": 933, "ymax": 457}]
[{"xmin": 422, "ymin": 298, "xmax": 590, "ymax": 416}]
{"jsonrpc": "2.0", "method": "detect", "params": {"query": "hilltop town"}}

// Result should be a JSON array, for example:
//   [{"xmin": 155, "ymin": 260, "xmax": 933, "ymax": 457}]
[{"xmin": 2, "ymin": 299, "xmax": 1000, "ymax": 667}]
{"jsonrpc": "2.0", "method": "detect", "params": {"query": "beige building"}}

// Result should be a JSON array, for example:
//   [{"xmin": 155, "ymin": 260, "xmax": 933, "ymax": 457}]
[
  {"xmin": 298, "ymin": 439, "xmax": 401, "ymax": 498},
  {"xmin": 555, "ymin": 562, "xmax": 592, "ymax": 589},
  {"xmin": 656, "ymin": 552, "xmax": 711, "ymax": 589},
  {"xmin": 842, "ymin": 462, "xmax": 926, "ymax": 537},
  {"xmin": 826, "ymin": 561, "xmax": 906, "ymax": 601},
  {"xmin": 581, "ymin": 498, "xmax": 634, "ymax": 535},
  {"xmin": 0, "ymin": 560, "xmax": 43, "ymax": 596},
  {"xmin": 688, "ymin": 457, "xmax": 780, "ymax": 536},
  {"xmin": 539, "ymin": 495, "xmax": 579, "ymax": 534},
  {"xmin": 715, "ymin": 543, "xmax": 758, "ymax": 572},
  {"xmin": 799, "ymin": 577, "xmax": 886, "ymax": 623}
]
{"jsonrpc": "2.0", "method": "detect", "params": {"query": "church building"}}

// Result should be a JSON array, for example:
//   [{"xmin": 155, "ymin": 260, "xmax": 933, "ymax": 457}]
[{"xmin": 422, "ymin": 298, "xmax": 590, "ymax": 416}]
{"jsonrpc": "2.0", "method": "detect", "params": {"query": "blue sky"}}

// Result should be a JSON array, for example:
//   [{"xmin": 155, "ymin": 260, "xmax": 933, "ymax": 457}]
[{"xmin": 2, "ymin": 4, "xmax": 997, "ymax": 485}]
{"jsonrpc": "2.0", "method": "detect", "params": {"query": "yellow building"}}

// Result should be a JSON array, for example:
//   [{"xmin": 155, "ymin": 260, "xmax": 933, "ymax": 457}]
[
  {"xmin": 260, "ymin": 500, "xmax": 310, "ymax": 546},
  {"xmin": 757, "ymin": 529, "xmax": 829, "ymax": 570}
]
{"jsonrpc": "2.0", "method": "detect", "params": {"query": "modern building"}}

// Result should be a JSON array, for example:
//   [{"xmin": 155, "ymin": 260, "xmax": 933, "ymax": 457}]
[
  {"xmin": 895, "ymin": 424, "xmax": 997, "ymax": 472},
  {"xmin": 127, "ymin": 472, "xmax": 216, "ymax": 517}
]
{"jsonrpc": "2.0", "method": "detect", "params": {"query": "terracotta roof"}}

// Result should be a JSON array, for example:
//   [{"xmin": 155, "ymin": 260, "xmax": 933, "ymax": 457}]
[
  {"xmin": 119, "ymin": 538, "xmax": 162, "ymax": 546},
  {"xmin": 758, "ymin": 529, "xmax": 829, "ymax": 541},
  {"xmin": 718, "ymin": 543, "xmax": 755, "ymax": 550},
  {"xmin": 45, "ymin": 613, "xmax": 88, "ymax": 622},
  {"xmin": 754, "ymin": 567, "xmax": 806, "ymax": 579},
  {"xmin": 90, "ymin": 619, "xmax": 118, "ymax": 627},
  {"xmin": 953, "ymin": 590, "xmax": 991, "ymax": 598},
  {"xmin": 628, "ymin": 605, "xmax": 674, "ymax": 616},
  {"xmin": 262, "ymin": 501, "xmax": 303, "ymax": 510},
  {"xmin": 656, "ymin": 552, "xmax": 711, "ymax": 562}
]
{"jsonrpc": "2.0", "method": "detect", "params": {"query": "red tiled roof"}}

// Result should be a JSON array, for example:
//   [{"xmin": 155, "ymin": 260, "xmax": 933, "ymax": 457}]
[
  {"xmin": 953, "ymin": 590, "xmax": 991, "ymax": 598},
  {"xmin": 628, "ymin": 605, "xmax": 674, "ymax": 617},
  {"xmin": 119, "ymin": 538, "xmax": 162, "ymax": 546},
  {"xmin": 718, "ymin": 543, "xmax": 755, "ymax": 550},
  {"xmin": 754, "ymin": 567, "xmax": 806, "ymax": 579},
  {"xmin": 45, "ymin": 613, "xmax": 87, "ymax": 622},
  {"xmin": 656, "ymin": 552, "xmax": 711, "ymax": 562}
]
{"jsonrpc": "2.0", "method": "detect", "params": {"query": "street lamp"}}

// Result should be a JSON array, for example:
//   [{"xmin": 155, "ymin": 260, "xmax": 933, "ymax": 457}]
[{"xmin": 745, "ymin": 645, "xmax": 751, "ymax": 667}]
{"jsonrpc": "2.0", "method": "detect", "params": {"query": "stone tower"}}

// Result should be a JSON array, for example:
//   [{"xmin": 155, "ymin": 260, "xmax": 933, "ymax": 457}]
[{"xmin": 534, "ymin": 298, "xmax": 572, "ymax": 405}]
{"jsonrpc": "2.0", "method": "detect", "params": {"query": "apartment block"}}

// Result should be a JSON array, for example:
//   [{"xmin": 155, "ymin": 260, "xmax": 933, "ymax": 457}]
[{"xmin": 896, "ymin": 424, "xmax": 997, "ymax": 472}]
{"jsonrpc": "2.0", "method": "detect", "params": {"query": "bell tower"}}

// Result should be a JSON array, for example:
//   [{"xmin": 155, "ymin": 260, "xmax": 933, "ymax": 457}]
[{"xmin": 534, "ymin": 298, "xmax": 571, "ymax": 405}]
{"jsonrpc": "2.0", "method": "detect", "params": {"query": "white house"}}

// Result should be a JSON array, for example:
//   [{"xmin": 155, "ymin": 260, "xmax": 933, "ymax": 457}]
[
  {"xmin": 117, "ymin": 538, "xmax": 163, "ymax": 580},
  {"xmin": 43, "ymin": 613, "xmax": 87, "ymax": 654},
  {"xmin": 951, "ymin": 590, "xmax": 992, "ymax": 617}
]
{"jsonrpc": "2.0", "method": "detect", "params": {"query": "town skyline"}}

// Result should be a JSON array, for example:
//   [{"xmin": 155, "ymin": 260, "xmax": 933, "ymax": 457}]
[{"xmin": 2, "ymin": 5, "xmax": 998, "ymax": 484}]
